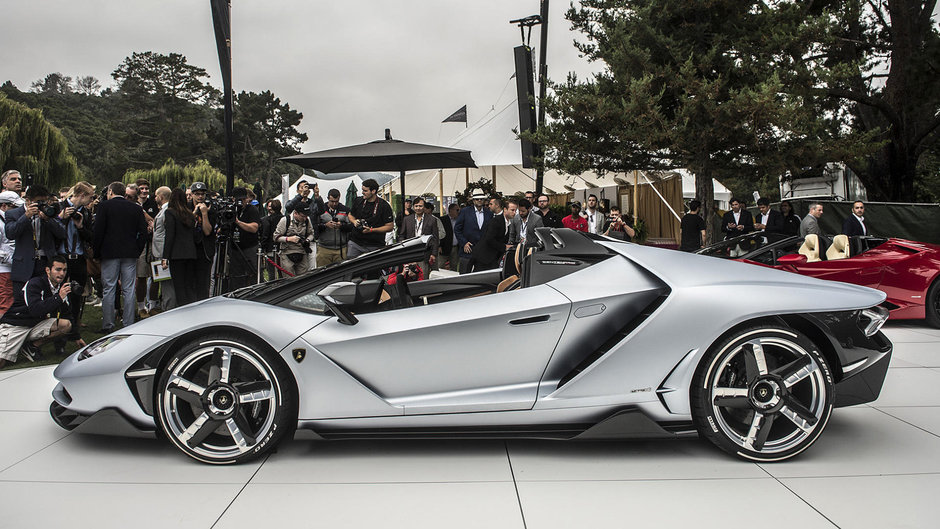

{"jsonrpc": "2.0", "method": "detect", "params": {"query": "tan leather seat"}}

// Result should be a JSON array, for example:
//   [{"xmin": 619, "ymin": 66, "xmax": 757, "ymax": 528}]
[
  {"xmin": 799, "ymin": 234, "xmax": 821, "ymax": 263},
  {"xmin": 497, "ymin": 275, "xmax": 519, "ymax": 293},
  {"xmin": 826, "ymin": 234, "xmax": 851, "ymax": 260}
]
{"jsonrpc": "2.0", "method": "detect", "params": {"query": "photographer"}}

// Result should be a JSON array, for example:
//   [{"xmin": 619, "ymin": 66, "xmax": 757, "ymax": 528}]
[
  {"xmin": 225, "ymin": 186, "xmax": 262, "ymax": 291},
  {"xmin": 259, "ymin": 199, "xmax": 282, "ymax": 280},
  {"xmin": 347, "ymin": 178, "xmax": 394, "ymax": 258},
  {"xmin": 189, "ymin": 182, "xmax": 218, "ymax": 300},
  {"xmin": 603, "ymin": 206, "xmax": 636, "ymax": 242},
  {"xmin": 316, "ymin": 188, "xmax": 351, "ymax": 267},
  {"xmin": 274, "ymin": 207, "xmax": 315, "ymax": 276},
  {"xmin": 285, "ymin": 179, "xmax": 312, "ymax": 217},
  {"xmin": 54, "ymin": 182, "xmax": 95, "ymax": 347},
  {"xmin": 4, "ymin": 185, "xmax": 68, "ymax": 293},
  {"xmin": 0, "ymin": 255, "xmax": 84, "ymax": 367}
]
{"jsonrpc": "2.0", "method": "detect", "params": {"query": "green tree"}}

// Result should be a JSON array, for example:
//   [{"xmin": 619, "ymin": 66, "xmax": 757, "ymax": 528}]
[
  {"xmin": 1, "ymin": 81, "xmax": 124, "ymax": 185},
  {"xmin": 0, "ymin": 92, "xmax": 82, "ymax": 189},
  {"xmin": 230, "ymin": 90, "xmax": 307, "ymax": 197},
  {"xmin": 784, "ymin": 0, "xmax": 940, "ymax": 201},
  {"xmin": 123, "ymin": 159, "xmax": 245, "ymax": 192},
  {"xmin": 539, "ymin": 0, "xmax": 833, "ymax": 241},
  {"xmin": 30, "ymin": 72, "xmax": 72, "ymax": 95},
  {"xmin": 111, "ymin": 51, "xmax": 222, "ymax": 169},
  {"xmin": 73, "ymin": 76, "xmax": 102, "ymax": 96}
]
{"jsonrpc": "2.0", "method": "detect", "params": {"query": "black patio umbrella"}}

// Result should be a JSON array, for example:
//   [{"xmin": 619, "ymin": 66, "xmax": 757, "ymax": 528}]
[{"xmin": 281, "ymin": 129, "xmax": 477, "ymax": 204}]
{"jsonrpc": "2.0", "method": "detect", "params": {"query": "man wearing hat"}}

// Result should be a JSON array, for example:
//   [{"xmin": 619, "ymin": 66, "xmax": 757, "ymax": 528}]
[
  {"xmin": 189, "ymin": 181, "xmax": 218, "ymax": 300},
  {"xmin": 273, "ymin": 205, "xmax": 315, "ymax": 277},
  {"xmin": 453, "ymin": 189, "xmax": 493, "ymax": 274},
  {"xmin": 0, "ymin": 191, "xmax": 21, "ymax": 315}
]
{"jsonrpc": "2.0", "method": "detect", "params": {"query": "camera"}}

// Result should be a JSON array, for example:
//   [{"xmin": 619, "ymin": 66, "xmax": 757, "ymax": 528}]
[
  {"xmin": 41, "ymin": 202, "xmax": 61, "ymax": 218},
  {"xmin": 71, "ymin": 211, "xmax": 83, "ymax": 221},
  {"xmin": 208, "ymin": 196, "xmax": 243, "ymax": 231},
  {"xmin": 70, "ymin": 280, "xmax": 81, "ymax": 292},
  {"xmin": 354, "ymin": 219, "xmax": 371, "ymax": 233},
  {"xmin": 301, "ymin": 240, "xmax": 312, "ymax": 254}
]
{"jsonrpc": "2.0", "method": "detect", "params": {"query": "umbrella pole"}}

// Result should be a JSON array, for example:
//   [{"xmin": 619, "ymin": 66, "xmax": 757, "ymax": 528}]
[{"xmin": 399, "ymin": 170, "xmax": 406, "ymax": 209}]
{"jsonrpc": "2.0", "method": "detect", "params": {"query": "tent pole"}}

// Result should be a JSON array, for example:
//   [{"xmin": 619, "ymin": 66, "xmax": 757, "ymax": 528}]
[
  {"xmin": 633, "ymin": 170, "xmax": 639, "ymax": 225},
  {"xmin": 465, "ymin": 167, "xmax": 470, "ymax": 189},
  {"xmin": 438, "ymin": 170, "xmax": 445, "ymax": 215},
  {"xmin": 492, "ymin": 166, "xmax": 497, "ymax": 191}
]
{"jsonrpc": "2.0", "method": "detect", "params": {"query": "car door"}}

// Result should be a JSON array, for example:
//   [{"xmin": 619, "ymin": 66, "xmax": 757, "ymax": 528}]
[{"xmin": 303, "ymin": 284, "xmax": 571, "ymax": 414}]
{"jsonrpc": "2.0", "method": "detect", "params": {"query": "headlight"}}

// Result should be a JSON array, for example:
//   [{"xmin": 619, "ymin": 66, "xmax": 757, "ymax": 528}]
[
  {"xmin": 859, "ymin": 307, "xmax": 889, "ymax": 337},
  {"xmin": 77, "ymin": 335, "xmax": 129, "ymax": 361}
]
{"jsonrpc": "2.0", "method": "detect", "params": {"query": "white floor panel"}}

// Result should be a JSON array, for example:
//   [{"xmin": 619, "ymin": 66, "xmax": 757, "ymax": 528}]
[
  {"xmin": 0, "ymin": 411, "xmax": 71, "ymax": 472},
  {"xmin": 759, "ymin": 407, "xmax": 940, "ymax": 478},
  {"xmin": 506, "ymin": 438, "xmax": 766, "ymax": 481},
  {"xmin": 0, "ymin": 365, "xmax": 57, "ymax": 411},
  {"xmin": 874, "ymin": 406, "xmax": 940, "ymax": 437},
  {"xmin": 781, "ymin": 473, "xmax": 940, "ymax": 529},
  {"xmin": 0, "ymin": 433, "xmax": 263, "ymax": 484},
  {"xmin": 881, "ymin": 325, "xmax": 937, "ymax": 343},
  {"xmin": 889, "ymin": 341, "xmax": 940, "ymax": 367},
  {"xmin": 254, "ymin": 438, "xmax": 514, "ymax": 484},
  {"xmin": 870, "ymin": 368, "xmax": 940, "ymax": 407},
  {"xmin": 0, "ymin": 481, "xmax": 241, "ymax": 529},
  {"xmin": 214, "ymin": 482, "xmax": 525, "ymax": 529},
  {"xmin": 516, "ymin": 478, "xmax": 836, "ymax": 529}
]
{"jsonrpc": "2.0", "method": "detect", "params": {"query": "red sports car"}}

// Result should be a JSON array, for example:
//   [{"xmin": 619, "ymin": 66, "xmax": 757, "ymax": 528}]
[{"xmin": 698, "ymin": 232, "xmax": 940, "ymax": 327}]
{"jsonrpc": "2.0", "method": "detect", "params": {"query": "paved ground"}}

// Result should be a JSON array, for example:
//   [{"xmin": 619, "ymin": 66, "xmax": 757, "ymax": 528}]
[{"xmin": 0, "ymin": 322, "xmax": 937, "ymax": 528}]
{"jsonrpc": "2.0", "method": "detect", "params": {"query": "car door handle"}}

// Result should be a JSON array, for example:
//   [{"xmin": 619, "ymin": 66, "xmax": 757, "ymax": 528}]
[{"xmin": 509, "ymin": 315, "xmax": 551, "ymax": 325}]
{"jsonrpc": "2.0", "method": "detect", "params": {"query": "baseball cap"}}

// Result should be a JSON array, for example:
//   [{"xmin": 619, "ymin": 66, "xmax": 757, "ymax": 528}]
[
  {"xmin": 0, "ymin": 191, "xmax": 20, "ymax": 205},
  {"xmin": 191, "ymin": 182, "xmax": 208, "ymax": 192}
]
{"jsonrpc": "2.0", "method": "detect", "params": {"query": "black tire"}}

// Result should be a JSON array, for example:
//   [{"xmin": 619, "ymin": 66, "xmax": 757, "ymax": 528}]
[
  {"xmin": 155, "ymin": 334, "xmax": 296, "ymax": 464},
  {"xmin": 926, "ymin": 279, "xmax": 940, "ymax": 328},
  {"xmin": 691, "ymin": 325, "xmax": 834, "ymax": 462}
]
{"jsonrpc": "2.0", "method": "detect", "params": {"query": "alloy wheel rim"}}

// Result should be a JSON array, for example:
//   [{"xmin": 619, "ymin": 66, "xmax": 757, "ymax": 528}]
[
  {"xmin": 708, "ymin": 334, "xmax": 827, "ymax": 454},
  {"xmin": 162, "ymin": 343, "xmax": 278, "ymax": 460}
]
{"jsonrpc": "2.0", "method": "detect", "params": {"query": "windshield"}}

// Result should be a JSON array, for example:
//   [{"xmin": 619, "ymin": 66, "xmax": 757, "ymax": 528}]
[{"xmin": 698, "ymin": 232, "xmax": 793, "ymax": 259}]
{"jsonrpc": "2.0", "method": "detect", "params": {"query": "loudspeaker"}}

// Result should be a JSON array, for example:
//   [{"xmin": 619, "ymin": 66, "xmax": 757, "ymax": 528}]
[{"xmin": 514, "ymin": 45, "xmax": 537, "ymax": 168}]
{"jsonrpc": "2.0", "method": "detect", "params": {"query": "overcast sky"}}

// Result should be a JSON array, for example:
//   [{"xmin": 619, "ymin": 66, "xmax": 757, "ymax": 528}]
[{"xmin": 2, "ymin": 0, "xmax": 597, "ymax": 154}]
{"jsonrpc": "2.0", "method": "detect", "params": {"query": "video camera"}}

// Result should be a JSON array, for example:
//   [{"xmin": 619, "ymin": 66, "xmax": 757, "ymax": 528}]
[{"xmin": 208, "ymin": 196, "xmax": 243, "ymax": 231}]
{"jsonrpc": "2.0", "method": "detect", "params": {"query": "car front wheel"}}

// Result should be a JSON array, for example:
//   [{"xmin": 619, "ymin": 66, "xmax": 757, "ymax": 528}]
[
  {"xmin": 155, "ymin": 335, "xmax": 296, "ymax": 464},
  {"xmin": 691, "ymin": 325, "xmax": 834, "ymax": 462}
]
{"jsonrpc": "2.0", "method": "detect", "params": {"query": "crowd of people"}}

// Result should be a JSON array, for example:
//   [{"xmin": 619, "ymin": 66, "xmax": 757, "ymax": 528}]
[
  {"xmin": 678, "ymin": 196, "xmax": 871, "ymax": 252},
  {"xmin": 0, "ymin": 166, "xmax": 658, "ymax": 367}
]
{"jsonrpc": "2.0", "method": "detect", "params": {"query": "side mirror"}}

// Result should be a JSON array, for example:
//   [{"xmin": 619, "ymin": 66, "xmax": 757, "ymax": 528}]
[
  {"xmin": 776, "ymin": 253, "xmax": 807, "ymax": 266},
  {"xmin": 317, "ymin": 280, "xmax": 384, "ymax": 325},
  {"xmin": 317, "ymin": 282, "xmax": 360, "ymax": 325},
  {"xmin": 318, "ymin": 281, "xmax": 360, "ymax": 306}
]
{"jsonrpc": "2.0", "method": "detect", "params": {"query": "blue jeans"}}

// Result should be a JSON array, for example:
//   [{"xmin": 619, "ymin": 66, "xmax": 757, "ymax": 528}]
[{"xmin": 101, "ymin": 258, "xmax": 137, "ymax": 330}]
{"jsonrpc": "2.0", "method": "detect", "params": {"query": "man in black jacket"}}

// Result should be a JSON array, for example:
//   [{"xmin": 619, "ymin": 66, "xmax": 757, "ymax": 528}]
[
  {"xmin": 754, "ymin": 197, "xmax": 784, "ymax": 234},
  {"xmin": 721, "ymin": 197, "xmax": 754, "ymax": 240},
  {"xmin": 0, "ymin": 255, "xmax": 84, "ymax": 367},
  {"xmin": 93, "ymin": 181, "xmax": 148, "ymax": 333},
  {"xmin": 4, "ymin": 185, "xmax": 68, "ymax": 293}
]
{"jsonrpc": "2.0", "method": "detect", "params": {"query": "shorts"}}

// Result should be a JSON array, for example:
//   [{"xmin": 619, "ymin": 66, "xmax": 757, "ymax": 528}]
[
  {"xmin": 0, "ymin": 318, "xmax": 58, "ymax": 363},
  {"xmin": 136, "ymin": 249, "xmax": 151, "ymax": 277}
]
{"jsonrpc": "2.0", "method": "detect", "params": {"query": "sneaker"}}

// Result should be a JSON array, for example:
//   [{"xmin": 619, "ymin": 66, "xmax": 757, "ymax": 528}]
[
  {"xmin": 20, "ymin": 342, "xmax": 41, "ymax": 363},
  {"xmin": 138, "ymin": 308, "xmax": 150, "ymax": 319},
  {"xmin": 85, "ymin": 295, "xmax": 100, "ymax": 305},
  {"xmin": 148, "ymin": 307, "xmax": 162, "ymax": 316},
  {"xmin": 92, "ymin": 299, "xmax": 102, "ymax": 307},
  {"xmin": 95, "ymin": 327, "xmax": 114, "ymax": 335}
]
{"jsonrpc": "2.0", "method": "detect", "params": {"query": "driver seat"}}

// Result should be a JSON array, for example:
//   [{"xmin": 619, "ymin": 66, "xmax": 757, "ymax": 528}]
[
  {"xmin": 798, "ymin": 234, "xmax": 821, "ymax": 263},
  {"xmin": 826, "ymin": 234, "xmax": 851, "ymax": 260}
]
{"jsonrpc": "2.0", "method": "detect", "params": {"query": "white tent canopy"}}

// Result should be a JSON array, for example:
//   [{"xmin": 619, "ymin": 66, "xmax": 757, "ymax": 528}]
[{"xmin": 281, "ymin": 173, "xmax": 365, "ymax": 210}]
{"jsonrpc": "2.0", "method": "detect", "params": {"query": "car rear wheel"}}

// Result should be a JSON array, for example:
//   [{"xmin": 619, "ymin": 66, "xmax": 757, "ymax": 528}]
[
  {"xmin": 155, "ymin": 335, "xmax": 296, "ymax": 464},
  {"xmin": 691, "ymin": 325, "xmax": 834, "ymax": 462},
  {"xmin": 926, "ymin": 279, "xmax": 940, "ymax": 328}
]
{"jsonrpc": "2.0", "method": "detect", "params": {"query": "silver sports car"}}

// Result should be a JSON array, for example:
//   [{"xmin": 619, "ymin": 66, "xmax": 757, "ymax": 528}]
[{"xmin": 51, "ymin": 229, "xmax": 892, "ymax": 464}]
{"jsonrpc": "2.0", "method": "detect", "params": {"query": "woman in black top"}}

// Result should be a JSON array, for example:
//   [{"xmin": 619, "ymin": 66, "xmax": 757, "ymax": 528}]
[
  {"xmin": 780, "ymin": 200, "xmax": 801, "ymax": 236},
  {"xmin": 162, "ymin": 189, "xmax": 198, "ymax": 307}
]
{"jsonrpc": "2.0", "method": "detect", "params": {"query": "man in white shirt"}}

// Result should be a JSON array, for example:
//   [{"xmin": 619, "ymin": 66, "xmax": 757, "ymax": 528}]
[
  {"xmin": 842, "ymin": 201, "xmax": 868, "ymax": 236},
  {"xmin": 582, "ymin": 194, "xmax": 604, "ymax": 234}
]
